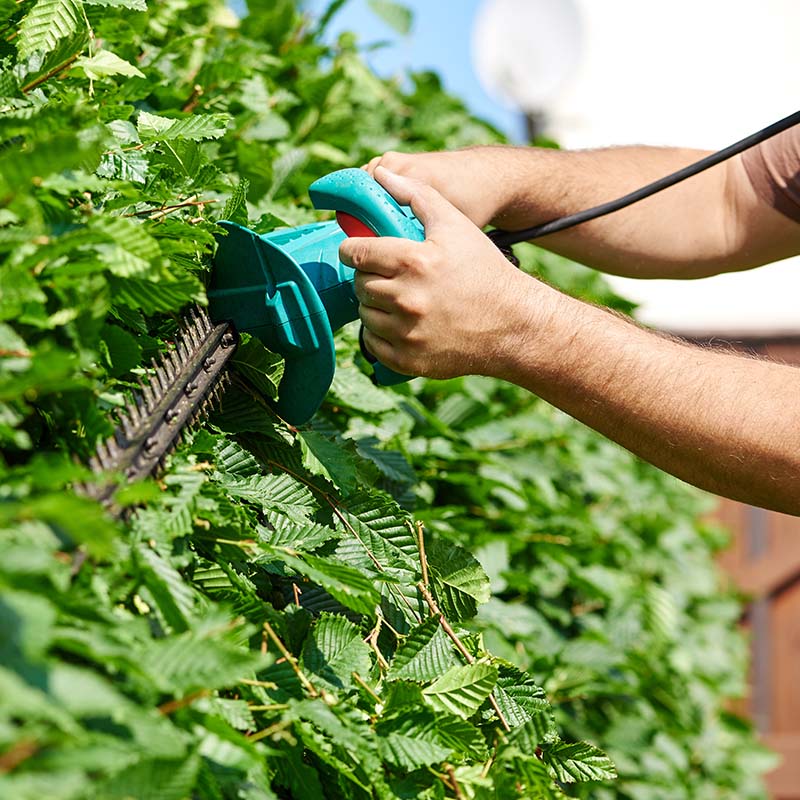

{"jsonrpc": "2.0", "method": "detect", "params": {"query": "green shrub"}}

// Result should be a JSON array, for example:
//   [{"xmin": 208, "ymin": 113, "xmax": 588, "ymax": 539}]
[{"xmin": 0, "ymin": 1, "xmax": 773, "ymax": 797}]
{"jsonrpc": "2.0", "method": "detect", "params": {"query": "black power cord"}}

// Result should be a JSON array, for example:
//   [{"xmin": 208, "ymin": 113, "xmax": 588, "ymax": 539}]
[{"xmin": 487, "ymin": 109, "xmax": 800, "ymax": 249}]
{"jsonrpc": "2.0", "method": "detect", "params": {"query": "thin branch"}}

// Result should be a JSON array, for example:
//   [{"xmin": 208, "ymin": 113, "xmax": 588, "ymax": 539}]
[
  {"xmin": 352, "ymin": 671, "xmax": 382, "ymax": 704},
  {"xmin": 0, "ymin": 739, "xmax": 38, "ymax": 774},
  {"xmin": 444, "ymin": 764, "xmax": 465, "ymax": 800},
  {"xmin": 418, "ymin": 582, "xmax": 474, "ymax": 663},
  {"xmin": 247, "ymin": 718, "xmax": 292, "ymax": 742},
  {"xmin": 262, "ymin": 620, "xmax": 318, "ymax": 698},
  {"xmin": 240, "ymin": 678, "xmax": 278, "ymax": 689},
  {"xmin": 127, "ymin": 197, "xmax": 217, "ymax": 220},
  {"xmin": 418, "ymin": 582, "xmax": 511, "ymax": 732},
  {"xmin": 415, "ymin": 520, "xmax": 429, "ymax": 587},
  {"xmin": 246, "ymin": 703, "xmax": 290, "ymax": 712},
  {"xmin": 21, "ymin": 53, "xmax": 81, "ymax": 94},
  {"xmin": 158, "ymin": 688, "xmax": 209, "ymax": 715}
]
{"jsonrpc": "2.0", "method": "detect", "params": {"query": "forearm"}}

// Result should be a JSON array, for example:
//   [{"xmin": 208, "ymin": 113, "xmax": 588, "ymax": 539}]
[
  {"xmin": 494, "ymin": 277, "xmax": 800, "ymax": 514},
  {"xmin": 478, "ymin": 144, "xmax": 739, "ymax": 278}
]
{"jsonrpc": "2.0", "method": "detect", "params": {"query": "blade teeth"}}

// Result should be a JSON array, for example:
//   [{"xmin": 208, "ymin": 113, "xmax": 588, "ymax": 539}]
[{"xmin": 121, "ymin": 414, "xmax": 135, "ymax": 439}]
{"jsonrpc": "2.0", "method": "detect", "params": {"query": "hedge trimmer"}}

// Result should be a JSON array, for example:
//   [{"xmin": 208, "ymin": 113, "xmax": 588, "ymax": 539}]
[
  {"xmin": 84, "ymin": 168, "xmax": 425, "ymax": 510},
  {"xmin": 86, "ymin": 109, "xmax": 800, "ymax": 510}
]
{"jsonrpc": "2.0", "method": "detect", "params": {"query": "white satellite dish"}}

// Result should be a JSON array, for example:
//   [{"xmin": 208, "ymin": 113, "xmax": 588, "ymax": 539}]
[{"xmin": 471, "ymin": 0, "xmax": 583, "ymax": 112}]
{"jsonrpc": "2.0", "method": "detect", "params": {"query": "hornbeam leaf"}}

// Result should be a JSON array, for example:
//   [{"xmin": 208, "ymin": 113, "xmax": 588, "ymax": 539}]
[
  {"xmin": 83, "ymin": 0, "xmax": 147, "ymax": 8},
  {"xmin": 138, "ymin": 111, "xmax": 231, "ymax": 142},
  {"xmin": 491, "ymin": 662, "xmax": 552, "ymax": 730},
  {"xmin": 93, "ymin": 752, "xmax": 201, "ymax": 800},
  {"xmin": 222, "ymin": 472, "xmax": 317, "ymax": 522},
  {"xmin": 280, "ymin": 552, "xmax": 382, "ymax": 617},
  {"xmin": 376, "ymin": 707, "xmax": 487, "ymax": 770},
  {"xmin": 231, "ymin": 334, "xmax": 284, "ymax": 401},
  {"xmin": 18, "ymin": 0, "xmax": 83, "ymax": 59},
  {"xmin": 387, "ymin": 615, "xmax": 459, "ymax": 682},
  {"xmin": 506, "ymin": 710, "xmax": 559, "ymax": 755},
  {"xmin": 541, "ymin": 740, "xmax": 617, "ymax": 783},
  {"xmin": 299, "ymin": 613, "xmax": 371, "ymax": 689},
  {"xmin": 422, "ymin": 662, "xmax": 498, "ymax": 719},
  {"xmin": 426, "ymin": 537, "xmax": 491, "ymax": 622},
  {"xmin": 75, "ymin": 49, "xmax": 145, "ymax": 80},
  {"xmin": 136, "ymin": 544, "xmax": 196, "ymax": 633}
]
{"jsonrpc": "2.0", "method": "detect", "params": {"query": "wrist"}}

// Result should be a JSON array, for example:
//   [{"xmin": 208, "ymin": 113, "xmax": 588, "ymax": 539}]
[{"xmin": 478, "ymin": 270, "xmax": 567, "ymax": 382}]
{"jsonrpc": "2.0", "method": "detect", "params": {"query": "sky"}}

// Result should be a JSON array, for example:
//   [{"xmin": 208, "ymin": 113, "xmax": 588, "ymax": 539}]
[{"xmin": 295, "ymin": 0, "xmax": 800, "ymax": 334}]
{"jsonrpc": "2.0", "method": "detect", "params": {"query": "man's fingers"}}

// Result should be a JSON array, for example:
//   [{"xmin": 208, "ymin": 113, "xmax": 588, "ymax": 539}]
[
  {"xmin": 339, "ymin": 235, "xmax": 419, "ymax": 277},
  {"xmin": 360, "ymin": 323, "xmax": 396, "ymax": 366},
  {"xmin": 354, "ymin": 272, "xmax": 394, "ymax": 311},
  {"xmin": 372, "ymin": 165, "xmax": 463, "ymax": 232}
]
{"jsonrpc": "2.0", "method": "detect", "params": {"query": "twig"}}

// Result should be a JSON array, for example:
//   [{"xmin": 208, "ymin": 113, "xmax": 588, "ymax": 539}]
[
  {"xmin": 240, "ymin": 678, "xmax": 278, "ymax": 689},
  {"xmin": 418, "ymin": 582, "xmax": 511, "ymax": 732},
  {"xmin": 247, "ymin": 719, "xmax": 292, "ymax": 742},
  {"xmin": 418, "ymin": 582, "xmax": 474, "ymax": 663},
  {"xmin": 182, "ymin": 84, "xmax": 204, "ymax": 113},
  {"xmin": 127, "ymin": 197, "xmax": 217, "ymax": 220},
  {"xmin": 21, "ymin": 53, "xmax": 80, "ymax": 94},
  {"xmin": 292, "ymin": 582, "xmax": 302, "ymax": 607},
  {"xmin": 0, "ymin": 348, "xmax": 32, "ymax": 358},
  {"xmin": 352, "ymin": 671, "xmax": 382, "ymax": 704},
  {"xmin": 415, "ymin": 520, "xmax": 429, "ymax": 586},
  {"xmin": 262, "ymin": 620, "xmax": 318, "ymax": 698},
  {"xmin": 444, "ymin": 764, "xmax": 465, "ymax": 799},
  {"xmin": 246, "ymin": 703, "xmax": 290, "ymax": 712},
  {"xmin": 158, "ymin": 688, "xmax": 210, "ymax": 715},
  {"xmin": 365, "ymin": 619, "xmax": 390, "ymax": 671},
  {"xmin": 0, "ymin": 739, "xmax": 38, "ymax": 774}
]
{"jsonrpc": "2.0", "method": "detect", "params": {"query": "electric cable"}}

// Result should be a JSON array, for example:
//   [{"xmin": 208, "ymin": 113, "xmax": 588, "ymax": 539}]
[{"xmin": 488, "ymin": 109, "xmax": 800, "ymax": 249}]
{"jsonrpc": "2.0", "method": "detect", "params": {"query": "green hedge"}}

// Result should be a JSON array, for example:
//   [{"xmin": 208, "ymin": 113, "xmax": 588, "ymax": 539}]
[{"xmin": 0, "ymin": 1, "xmax": 774, "ymax": 797}]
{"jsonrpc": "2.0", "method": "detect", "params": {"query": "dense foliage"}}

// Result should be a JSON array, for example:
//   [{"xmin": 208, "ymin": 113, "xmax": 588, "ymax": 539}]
[{"xmin": 0, "ymin": 0, "xmax": 775, "ymax": 798}]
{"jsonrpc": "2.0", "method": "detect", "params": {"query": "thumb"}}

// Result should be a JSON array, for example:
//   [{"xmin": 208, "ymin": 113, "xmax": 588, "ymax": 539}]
[{"xmin": 373, "ymin": 165, "xmax": 464, "ymax": 234}]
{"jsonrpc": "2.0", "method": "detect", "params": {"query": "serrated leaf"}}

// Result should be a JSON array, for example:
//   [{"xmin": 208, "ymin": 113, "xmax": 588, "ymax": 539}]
[
  {"xmin": 280, "ymin": 552, "xmax": 381, "ymax": 617},
  {"xmin": 300, "ymin": 613, "xmax": 371, "ymax": 689},
  {"xmin": 137, "ymin": 544, "xmax": 196, "ymax": 633},
  {"xmin": 18, "ymin": 0, "xmax": 83, "ymax": 59},
  {"xmin": 299, "ymin": 429, "xmax": 359, "ymax": 493},
  {"xmin": 141, "ymin": 620, "xmax": 268, "ymax": 694},
  {"xmin": 427, "ymin": 537, "xmax": 491, "ymax": 622},
  {"xmin": 231, "ymin": 333, "xmax": 284, "ymax": 401},
  {"xmin": 138, "ymin": 111, "xmax": 230, "ymax": 142},
  {"xmin": 222, "ymin": 178, "xmax": 250, "ymax": 226},
  {"xmin": 222, "ymin": 472, "xmax": 317, "ymax": 522},
  {"xmin": 93, "ymin": 752, "xmax": 201, "ymax": 800},
  {"xmin": 83, "ymin": 0, "xmax": 147, "ymax": 8},
  {"xmin": 541, "ymin": 740, "xmax": 617, "ymax": 783},
  {"xmin": 75, "ymin": 49, "xmax": 145, "ymax": 80},
  {"xmin": 109, "ymin": 275, "xmax": 204, "ymax": 313},
  {"xmin": 422, "ymin": 662, "xmax": 497, "ymax": 719},
  {"xmin": 329, "ymin": 363, "xmax": 396, "ymax": 413},
  {"xmin": 387, "ymin": 615, "xmax": 458, "ymax": 682},
  {"xmin": 258, "ymin": 510, "xmax": 338, "ymax": 552},
  {"xmin": 376, "ymin": 708, "xmax": 487, "ymax": 770}
]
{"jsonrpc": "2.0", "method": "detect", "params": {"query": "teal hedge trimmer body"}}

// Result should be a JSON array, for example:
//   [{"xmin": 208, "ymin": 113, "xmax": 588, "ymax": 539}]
[{"xmin": 209, "ymin": 168, "xmax": 425, "ymax": 424}]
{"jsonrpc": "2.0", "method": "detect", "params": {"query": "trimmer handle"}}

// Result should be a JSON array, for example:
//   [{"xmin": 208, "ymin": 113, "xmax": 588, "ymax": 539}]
[{"xmin": 309, "ymin": 168, "xmax": 425, "ymax": 385}]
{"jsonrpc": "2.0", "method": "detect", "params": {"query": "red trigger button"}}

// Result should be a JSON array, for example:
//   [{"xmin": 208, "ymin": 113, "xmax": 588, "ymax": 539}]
[{"xmin": 336, "ymin": 211, "xmax": 378, "ymax": 238}]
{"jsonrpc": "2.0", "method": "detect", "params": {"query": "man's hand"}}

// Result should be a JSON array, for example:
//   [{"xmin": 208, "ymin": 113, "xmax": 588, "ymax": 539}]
[
  {"xmin": 363, "ymin": 148, "xmax": 511, "ymax": 228},
  {"xmin": 339, "ymin": 166, "xmax": 543, "ymax": 380}
]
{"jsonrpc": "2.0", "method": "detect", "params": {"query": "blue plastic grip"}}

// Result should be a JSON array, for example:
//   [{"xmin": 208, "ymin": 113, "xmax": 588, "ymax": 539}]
[{"xmin": 309, "ymin": 169, "xmax": 425, "ymax": 385}]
